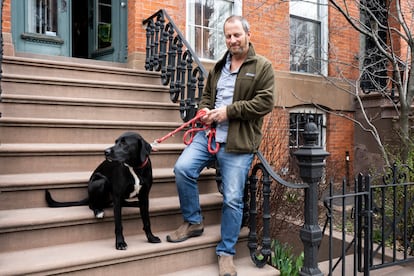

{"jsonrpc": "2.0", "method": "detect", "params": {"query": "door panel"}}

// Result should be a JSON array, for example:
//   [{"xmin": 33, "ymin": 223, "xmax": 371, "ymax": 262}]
[
  {"xmin": 89, "ymin": 0, "xmax": 127, "ymax": 62},
  {"xmin": 12, "ymin": 0, "xmax": 70, "ymax": 56},
  {"xmin": 12, "ymin": 0, "xmax": 127, "ymax": 63}
]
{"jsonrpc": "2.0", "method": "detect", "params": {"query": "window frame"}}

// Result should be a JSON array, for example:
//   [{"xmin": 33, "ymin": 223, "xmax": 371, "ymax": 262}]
[
  {"xmin": 289, "ymin": 108, "xmax": 326, "ymax": 151},
  {"xmin": 26, "ymin": 0, "xmax": 58, "ymax": 36},
  {"xmin": 289, "ymin": 15, "xmax": 321, "ymax": 74},
  {"xmin": 186, "ymin": 0, "xmax": 242, "ymax": 61},
  {"xmin": 289, "ymin": 0, "xmax": 328, "ymax": 76}
]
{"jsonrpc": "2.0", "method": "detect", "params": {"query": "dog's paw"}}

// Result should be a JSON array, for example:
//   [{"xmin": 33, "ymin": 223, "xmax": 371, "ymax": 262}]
[
  {"xmin": 94, "ymin": 209, "xmax": 105, "ymax": 219},
  {"xmin": 147, "ymin": 234, "xmax": 162, "ymax": 243},
  {"xmin": 116, "ymin": 241, "xmax": 128, "ymax": 250}
]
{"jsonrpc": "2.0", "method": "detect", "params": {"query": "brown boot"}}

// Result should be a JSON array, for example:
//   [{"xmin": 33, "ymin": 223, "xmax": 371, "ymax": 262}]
[
  {"xmin": 218, "ymin": 255, "xmax": 237, "ymax": 276},
  {"xmin": 166, "ymin": 221, "xmax": 204, "ymax": 242}
]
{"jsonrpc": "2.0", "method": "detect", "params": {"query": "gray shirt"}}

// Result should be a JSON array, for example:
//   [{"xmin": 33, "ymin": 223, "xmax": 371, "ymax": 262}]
[{"xmin": 214, "ymin": 54, "xmax": 238, "ymax": 143}]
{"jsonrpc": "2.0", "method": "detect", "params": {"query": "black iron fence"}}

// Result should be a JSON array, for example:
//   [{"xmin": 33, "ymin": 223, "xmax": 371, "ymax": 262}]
[{"xmin": 323, "ymin": 165, "xmax": 414, "ymax": 275}]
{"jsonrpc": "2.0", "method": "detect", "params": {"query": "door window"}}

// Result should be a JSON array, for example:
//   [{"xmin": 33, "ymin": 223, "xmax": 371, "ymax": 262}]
[
  {"xmin": 27, "ymin": 0, "xmax": 58, "ymax": 36},
  {"xmin": 96, "ymin": 0, "xmax": 112, "ymax": 50}
]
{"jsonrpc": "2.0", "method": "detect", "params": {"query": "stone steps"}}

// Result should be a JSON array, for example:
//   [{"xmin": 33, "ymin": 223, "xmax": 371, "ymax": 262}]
[
  {"xmin": 0, "ymin": 168, "xmax": 216, "ymax": 210},
  {"xmin": 0, "ymin": 225, "xmax": 267, "ymax": 276},
  {"xmin": 0, "ymin": 193, "xmax": 223, "ymax": 253},
  {"xmin": 0, "ymin": 94, "xmax": 181, "ymax": 122},
  {"xmin": 0, "ymin": 53, "xmax": 274, "ymax": 275},
  {"xmin": 0, "ymin": 143, "xmax": 186, "ymax": 174},
  {"xmin": 0, "ymin": 117, "xmax": 184, "ymax": 144}
]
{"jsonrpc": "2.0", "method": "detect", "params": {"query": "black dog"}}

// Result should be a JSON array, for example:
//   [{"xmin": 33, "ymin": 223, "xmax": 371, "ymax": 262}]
[{"xmin": 45, "ymin": 132, "xmax": 161, "ymax": 249}]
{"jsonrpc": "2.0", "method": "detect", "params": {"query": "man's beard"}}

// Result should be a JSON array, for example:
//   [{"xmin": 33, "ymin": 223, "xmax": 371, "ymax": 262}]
[{"xmin": 228, "ymin": 38, "xmax": 248, "ymax": 57}]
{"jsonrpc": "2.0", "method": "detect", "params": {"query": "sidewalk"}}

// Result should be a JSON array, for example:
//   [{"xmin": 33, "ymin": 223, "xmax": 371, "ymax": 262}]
[{"xmin": 319, "ymin": 255, "xmax": 414, "ymax": 275}]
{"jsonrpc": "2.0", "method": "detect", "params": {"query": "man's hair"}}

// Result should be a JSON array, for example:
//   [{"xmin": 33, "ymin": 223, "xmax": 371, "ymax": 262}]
[{"xmin": 224, "ymin": 15, "xmax": 250, "ymax": 33}]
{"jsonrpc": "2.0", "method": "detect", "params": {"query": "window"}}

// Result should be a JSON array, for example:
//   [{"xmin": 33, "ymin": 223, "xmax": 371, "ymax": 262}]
[
  {"xmin": 187, "ymin": 0, "xmax": 240, "ymax": 60},
  {"xmin": 289, "ymin": 110, "xmax": 326, "ymax": 150},
  {"xmin": 360, "ymin": 0, "xmax": 388, "ymax": 92},
  {"xmin": 290, "ymin": 16, "xmax": 320, "ymax": 73},
  {"xmin": 27, "ymin": 0, "xmax": 58, "ymax": 36},
  {"xmin": 289, "ymin": 0, "xmax": 328, "ymax": 75},
  {"xmin": 97, "ymin": 0, "xmax": 112, "ymax": 49}
]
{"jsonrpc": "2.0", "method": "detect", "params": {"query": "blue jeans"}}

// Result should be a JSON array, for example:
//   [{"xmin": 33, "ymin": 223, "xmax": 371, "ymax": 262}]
[{"xmin": 174, "ymin": 132, "xmax": 254, "ymax": 256}]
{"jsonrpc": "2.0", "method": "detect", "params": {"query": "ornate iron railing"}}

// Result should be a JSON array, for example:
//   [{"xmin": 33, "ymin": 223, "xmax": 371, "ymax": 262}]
[
  {"xmin": 142, "ymin": 9, "xmax": 206, "ymax": 122},
  {"xmin": 245, "ymin": 150, "xmax": 309, "ymax": 268}
]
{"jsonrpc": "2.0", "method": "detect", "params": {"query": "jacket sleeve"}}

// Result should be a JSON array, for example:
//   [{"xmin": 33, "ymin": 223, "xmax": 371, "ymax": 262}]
[
  {"xmin": 227, "ymin": 59, "xmax": 275, "ymax": 120},
  {"xmin": 198, "ymin": 68, "xmax": 215, "ymax": 110}
]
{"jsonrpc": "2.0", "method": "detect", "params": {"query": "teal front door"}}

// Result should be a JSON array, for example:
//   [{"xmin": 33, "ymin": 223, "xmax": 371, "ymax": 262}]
[{"xmin": 12, "ymin": 0, "xmax": 127, "ymax": 63}]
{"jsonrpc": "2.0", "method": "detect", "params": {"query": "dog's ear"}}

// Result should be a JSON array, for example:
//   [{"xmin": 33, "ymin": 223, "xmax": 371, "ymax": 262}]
[{"xmin": 139, "ymin": 139, "xmax": 152, "ymax": 162}]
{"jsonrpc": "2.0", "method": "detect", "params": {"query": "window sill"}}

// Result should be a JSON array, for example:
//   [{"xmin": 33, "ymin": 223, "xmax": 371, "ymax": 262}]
[
  {"xmin": 21, "ymin": 32, "xmax": 64, "ymax": 45},
  {"xmin": 91, "ymin": 47, "xmax": 114, "ymax": 58}
]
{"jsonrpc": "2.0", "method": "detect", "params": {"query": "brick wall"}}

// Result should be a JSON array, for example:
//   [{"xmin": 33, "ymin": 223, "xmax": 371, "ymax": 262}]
[
  {"xmin": 242, "ymin": 1, "xmax": 290, "ymax": 71},
  {"xmin": 130, "ymin": 1, "xmax": 187, "ymax": 54},
  {"xmin": 2, "ymin": 0, "xmax": 10, "ymax": 33},
  {"xmin": 327, "ymin": 3, "xmax": 360, "ymax": 80},
  {"xmin": 259, "ymin": 108, "xmax": 355, "ymax": 183},
  {"xmin": 259, "ymin": 108, "xmax": 290, "ymax": 170},
  {"xmin": 326, "ymin": 112, "xmax": 355, "ymax": 182}
]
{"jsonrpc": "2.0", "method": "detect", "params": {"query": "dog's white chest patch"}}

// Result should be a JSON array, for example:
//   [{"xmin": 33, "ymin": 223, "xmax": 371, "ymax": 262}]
[{"xmin": 125, "ymin": 164, "xmax": 142, "ymax": 198}]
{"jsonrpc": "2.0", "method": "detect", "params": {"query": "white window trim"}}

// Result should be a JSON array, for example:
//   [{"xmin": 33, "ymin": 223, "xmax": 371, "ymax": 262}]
[
  {"xmin": 290, "ymin": 0, "xmax": 328, "ymax": 76},
  {"xmin": 186, "ymin": 0, "xmax": 242, "ymax": 62}
]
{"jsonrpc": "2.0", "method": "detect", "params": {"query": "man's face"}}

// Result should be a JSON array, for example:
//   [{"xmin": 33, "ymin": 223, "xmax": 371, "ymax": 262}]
[{"xmin": 224, "ymin": 20, "xmax": 250, "ymax": 58}]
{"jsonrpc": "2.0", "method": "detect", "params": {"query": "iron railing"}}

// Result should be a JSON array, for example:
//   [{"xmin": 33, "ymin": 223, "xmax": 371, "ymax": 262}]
[
  {"xmin": 142, "ymin": 9, "xmax": 206, "ymax": 122},
  {"xmin": 323, "ymin": 164, "xmax": 414, "ymax": 275},
  {"xmin": 245, "ymin": 150, "xmax": 309, "ymax": 268}
]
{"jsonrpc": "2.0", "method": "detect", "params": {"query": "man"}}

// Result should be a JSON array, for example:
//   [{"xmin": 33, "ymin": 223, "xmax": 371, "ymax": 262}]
[{"xmin": 166, "ymin": 15, "xmax": 275, "ymax": 276}]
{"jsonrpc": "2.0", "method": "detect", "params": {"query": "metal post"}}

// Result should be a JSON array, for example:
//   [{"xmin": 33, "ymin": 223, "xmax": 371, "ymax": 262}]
[{"xmin": 294, "ymin": 119, "xmax": 330, "ymax": 276}]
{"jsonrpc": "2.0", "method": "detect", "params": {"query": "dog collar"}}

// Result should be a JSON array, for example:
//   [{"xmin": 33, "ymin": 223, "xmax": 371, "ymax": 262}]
[{"xmin": 137, "ymin": 156, "xmax": 149, "ymax": 169}]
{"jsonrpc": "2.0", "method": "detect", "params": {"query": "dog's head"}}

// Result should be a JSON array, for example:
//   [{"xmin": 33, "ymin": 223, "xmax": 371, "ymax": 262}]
[{"xmin": 104, "ymin": 132, "xmax": 152, "ymax": 167}]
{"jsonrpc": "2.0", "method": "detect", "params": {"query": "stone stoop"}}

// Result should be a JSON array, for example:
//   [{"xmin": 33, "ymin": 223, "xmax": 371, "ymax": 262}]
[
  {"xmin": 0, "ymin": 54, "xmax": 256, "ymax": 274},
  {"xmin": 161, "ymin": 257, "xmax": 278, "ymax": 276},
  {"xmin": 0, "ymin": 226, "xmax": 279, "ymax": 276}
]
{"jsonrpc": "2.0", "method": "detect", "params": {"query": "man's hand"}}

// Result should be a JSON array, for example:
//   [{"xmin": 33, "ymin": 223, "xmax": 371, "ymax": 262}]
[{"xmin": 199, "ymin": 107, "xmax": 227, "ymax": 125}]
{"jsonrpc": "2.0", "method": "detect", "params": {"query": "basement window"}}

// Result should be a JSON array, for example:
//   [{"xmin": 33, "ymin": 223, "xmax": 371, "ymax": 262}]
[{"xmin": 289, "ymin": 110, "xmax": 326, "ymax": 150}]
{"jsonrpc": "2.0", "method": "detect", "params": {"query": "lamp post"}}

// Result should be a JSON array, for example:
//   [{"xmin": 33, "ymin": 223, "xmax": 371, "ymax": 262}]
[{"xmin": 294, "ymin": 119, "xmax": 330, "ymax": 276}]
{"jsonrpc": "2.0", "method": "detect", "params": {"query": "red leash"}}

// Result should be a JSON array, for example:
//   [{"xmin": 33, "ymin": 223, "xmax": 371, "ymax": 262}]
[{"xmin": 152, "ymin": 110, "xmax": 220, "ymax": 154}]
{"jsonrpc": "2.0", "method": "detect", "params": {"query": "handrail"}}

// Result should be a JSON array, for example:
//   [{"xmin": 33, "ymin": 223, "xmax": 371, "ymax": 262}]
[
  {"xmin": 246, "ymin": 150, "xmax": 308, "ymax": 267},
  {"xmin": 143, "ymin": 9, "xmax": 207, "ymax": 122},
  {"xmin": 256, "ymin": 150, "xmax": 308, "ymax": 189}
]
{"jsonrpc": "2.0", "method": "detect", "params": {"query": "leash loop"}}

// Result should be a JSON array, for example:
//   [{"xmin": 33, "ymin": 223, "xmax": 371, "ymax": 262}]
[{"xmin": 153, "ymin": 110, "xmax": 220, "ymax": 154}]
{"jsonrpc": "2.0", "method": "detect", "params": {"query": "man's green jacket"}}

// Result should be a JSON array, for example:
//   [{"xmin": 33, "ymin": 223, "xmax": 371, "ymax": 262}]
[{"xmin": 199, "ymin": 43, "xmax": 275, "ymax": 153}]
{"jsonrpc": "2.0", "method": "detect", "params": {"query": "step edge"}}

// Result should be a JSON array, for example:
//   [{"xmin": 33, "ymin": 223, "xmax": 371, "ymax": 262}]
[
  {"xmin": 2, "ymin": 73, "xmax": 166, "ymax": 90},
  {"xmin": 0, "ymin": 193, "xmax": 222, "ymax": 232},
  {"xmin": 0, "ymin": 224, "xmax": 238, "ymax": 276},
  {"xmin": 0, "ymin": 168, "xmax": 215, "ymax": 189},
  {"xmin": 1, "ymin": 94, "xmax": 180, "ymax": 109}
]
